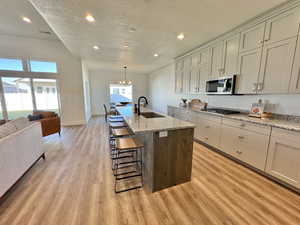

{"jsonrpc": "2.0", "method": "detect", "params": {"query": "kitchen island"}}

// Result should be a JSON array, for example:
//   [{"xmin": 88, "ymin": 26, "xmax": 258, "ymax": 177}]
[{"xmin": 116, "ymin": 106, "xmax": 195, "ymax": 193}]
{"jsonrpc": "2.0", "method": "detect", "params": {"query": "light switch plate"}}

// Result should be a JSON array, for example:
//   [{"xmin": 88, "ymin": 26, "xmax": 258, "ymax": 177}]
[{"xmin": 159, "ymin": 131, "xmax": 168, "ymax": 137}]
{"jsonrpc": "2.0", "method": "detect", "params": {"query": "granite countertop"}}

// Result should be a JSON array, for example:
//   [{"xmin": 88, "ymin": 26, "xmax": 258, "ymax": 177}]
[
  {"xmin": 169, "ymin": 105, "xmax": 300, "ymax": 132},
  {"xmin": 116, "ymin": 106, "xmax": 195, "ymax": 134}
]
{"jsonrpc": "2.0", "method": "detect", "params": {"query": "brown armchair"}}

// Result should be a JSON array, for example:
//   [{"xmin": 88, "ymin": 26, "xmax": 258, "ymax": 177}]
[{"xmin": 33, "ymin": 111, "xmax": 61, "ymax": 137}]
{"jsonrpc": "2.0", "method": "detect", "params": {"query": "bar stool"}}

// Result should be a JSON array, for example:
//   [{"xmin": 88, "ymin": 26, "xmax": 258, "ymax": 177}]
[
  {"xmin": 110, "ymin": 127, "xmax": 133, "ymax": 165},
  {"xmin": 114, "ymin": 137, "xmax": 144, "ymax": 193}
]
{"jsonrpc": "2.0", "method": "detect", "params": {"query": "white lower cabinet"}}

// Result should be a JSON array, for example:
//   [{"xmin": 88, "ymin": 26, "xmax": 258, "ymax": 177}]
[
  {"xmin": 265, "ymin": 128, "xmax": 300, "ymax": 188},
  {"xmin": 220, "ymin": 119, "xmax": 270, "ymax": 170},
  {"xmin": 168, "ymin": 106, "xmax": 300, "ymax": 190}
]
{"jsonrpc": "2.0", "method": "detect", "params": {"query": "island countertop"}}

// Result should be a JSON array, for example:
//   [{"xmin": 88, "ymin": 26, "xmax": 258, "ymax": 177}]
[{"xmin": 116, "ymin": 106, "xmax": 195, "ymax": 134}]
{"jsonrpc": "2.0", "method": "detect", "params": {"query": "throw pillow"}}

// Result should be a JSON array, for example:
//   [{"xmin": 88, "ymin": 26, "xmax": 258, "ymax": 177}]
[{"xmin": 28, "ymin": 114, "xmax": 42, "ymax": 121}]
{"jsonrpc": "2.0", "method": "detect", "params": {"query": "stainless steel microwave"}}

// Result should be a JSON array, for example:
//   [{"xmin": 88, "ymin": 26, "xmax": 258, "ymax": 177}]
[{"xmin": 206, "ymin": 75, "xmax": 236, "ymax": 95}]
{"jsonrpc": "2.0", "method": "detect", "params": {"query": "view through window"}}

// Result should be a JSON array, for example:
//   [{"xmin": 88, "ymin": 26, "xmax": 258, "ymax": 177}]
[
  {"xmin": 33, "ymin": 79, "xmax": 59, "ymax": 113},
  {"xmin": 110, "ymin": 84, "xmax": 132, "ymax": 104},
  {"xmin": 2, "ymin": 77, "xmax": 33, "ymax": 119}
]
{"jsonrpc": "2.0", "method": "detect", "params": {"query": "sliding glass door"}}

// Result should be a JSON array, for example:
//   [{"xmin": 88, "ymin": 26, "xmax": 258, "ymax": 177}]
[
  {"xmin": 2, "ymin": 77, "xmax": 33, "ymax": 119},
  {"xmin": 33, "ymin": 79, "xmax": 59, "ymax": 114}
]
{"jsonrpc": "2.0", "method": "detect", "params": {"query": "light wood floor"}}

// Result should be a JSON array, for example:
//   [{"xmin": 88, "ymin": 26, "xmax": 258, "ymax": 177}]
[{"xmin": 1, "ymin": 117, "xmax": 300, "ymax": 225}]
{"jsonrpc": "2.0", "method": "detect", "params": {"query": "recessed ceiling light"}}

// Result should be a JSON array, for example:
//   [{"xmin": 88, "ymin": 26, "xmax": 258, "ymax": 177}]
[
  {"xmin": 154, "ymin": 53, "xmax": 159, "ymax": 57},
  {"xmin": 86, "ymin": 14, "xmax": 95, "ymax": 23},
  {"xmin": 177, "ymin": 33, "xmax": 185, "ymax": 40},
  {"xmin": 22, "ymin": 17, "xmax": 31, "ymax": 23},
  {"xmin": 93, "ymin": 45, "xmax": 99, "ymax": 50}
]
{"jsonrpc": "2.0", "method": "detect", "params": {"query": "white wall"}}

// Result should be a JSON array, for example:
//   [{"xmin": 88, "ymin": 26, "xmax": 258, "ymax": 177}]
[
  {"xmin": 0, "ymin": 34, "xmax": 86, "ymax": 125},
  {"xmin": 148, "ymin": 63, "xmax": 300, "ymax": 116},
  {"xmin": 90, "ymin": 69, "xmax": 148, "ymax": 115},
  {"xmin": 81, "ymin": 62, "xmax": 92, "ymax": 122}
]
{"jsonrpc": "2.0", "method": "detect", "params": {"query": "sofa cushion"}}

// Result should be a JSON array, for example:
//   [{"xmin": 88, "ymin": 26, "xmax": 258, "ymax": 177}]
[
  {"xmin": 0, "ymin": 121, "xmax": 18, "ymax": 139},
  {"xmin": 12, "ymin": 117, "xmax": 30, "ymax": 130},
  {"xmin": 28, "ymin": 114, "xmax": 42, "ymax": 121}
]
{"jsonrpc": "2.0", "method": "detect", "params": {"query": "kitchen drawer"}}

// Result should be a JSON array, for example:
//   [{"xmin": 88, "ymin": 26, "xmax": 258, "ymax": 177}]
[
  {"xmin": 271, "ymin": 127, "xmax": 300, "ymax": 141},
  {"xmin": 222, "ymin": 118, "xmax": 271, "ymax": 135}
]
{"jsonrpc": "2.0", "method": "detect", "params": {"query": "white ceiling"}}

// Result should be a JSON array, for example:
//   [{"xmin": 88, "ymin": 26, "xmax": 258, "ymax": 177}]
[
  {"xmin": 0, "ymin": 0, "xmax": 58, "ymax": 40},
  {"xmin": 28, "ymin": 0, "xmax": 289, "ymax": 73}
]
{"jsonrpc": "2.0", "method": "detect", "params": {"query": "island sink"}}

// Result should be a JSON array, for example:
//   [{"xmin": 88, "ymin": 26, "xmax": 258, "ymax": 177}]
[{"xmin": 140, "ymin": 112, "xmax": 165, "ymax": 118}]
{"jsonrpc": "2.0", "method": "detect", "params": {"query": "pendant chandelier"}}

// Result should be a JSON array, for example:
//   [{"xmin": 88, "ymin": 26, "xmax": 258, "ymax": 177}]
[{"xmin": 119, "ymin": 66, "xmax": 132, "ymax": 85}]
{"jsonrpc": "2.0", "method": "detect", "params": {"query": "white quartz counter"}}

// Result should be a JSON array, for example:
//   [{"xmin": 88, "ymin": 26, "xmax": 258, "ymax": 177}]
[
  {"xmin": 169, "ymin": 105, "xmax": 300, "ymax": 132},
  {"xmin": 116, "ymin": 106, "xmax": 195, "ymax": 134}
]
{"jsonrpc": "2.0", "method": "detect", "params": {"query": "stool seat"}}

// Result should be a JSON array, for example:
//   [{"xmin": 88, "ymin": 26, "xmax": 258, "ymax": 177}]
[
  {"xmin": 116, "ymin": 137, "xmax": 143, "ymax": 150},
  {"xmin": 112, "ymin": 128, "xmax": 131, "ymax": 137},
  {"xmin": 109, "ymin": 122, "xmax": 126, "ymax": 128},
  {"xmin": 109, "ymin": 118, "xmax": 124, "ymax": 123}
]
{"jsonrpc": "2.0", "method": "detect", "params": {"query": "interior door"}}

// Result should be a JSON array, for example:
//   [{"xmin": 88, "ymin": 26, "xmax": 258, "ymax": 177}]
[
  {"xmin": 223, "ymin": 34, "xmax": 240, "ymax": 75},
  {"xmin": 236, "ymin": 48, "xmax": 263, "ymax": 94},
  {"xmin": 210, "ymin": 41, "xmax": 224, "ymax": 79},
  {"xmin": 240, "ymin": 23, "xmax": 266, "ymax": 52},
  {"xmin": 258, "ymin": 37, "xmax": 297, "ymax": 94}
]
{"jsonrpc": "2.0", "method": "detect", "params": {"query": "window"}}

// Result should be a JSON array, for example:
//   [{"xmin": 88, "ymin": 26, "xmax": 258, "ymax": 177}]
[
  {"xmin": 29, "ymin": 60, "xmax": 58, "ymax": 73},
  {"xmin": 0, "ymin": 58, "xmax": 23, "ymax": 71},
  {"xmin": 33, "ymin": 79, "xmax": 59, "ymax": 114},
  {"xmin": 2, "ymin": 77, "xmax": 33, "ymax": 119},
  {"xmin": 110, "ymin": 84, "xmax": 132, "ymax": 104}
]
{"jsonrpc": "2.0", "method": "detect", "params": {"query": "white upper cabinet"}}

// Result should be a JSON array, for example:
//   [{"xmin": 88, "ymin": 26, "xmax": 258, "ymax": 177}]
[
  {"xmin": 240, "ymin": 23, "xmax": 266, "ymax": 52},
  {"xmin": 189, "ymin": 53, "xmax": 201, "ymax": 94},
  {"xmin": 175, "ymin": 60, "xmax": 184, "ymax": 93},
  {"xmin": 289, "ymin": 35, "xmax": 300, "ymax": 93},
  {"xmin": 199, "ymin": 48, "xmax": 212, "ymax": 92},
  {"xmin": 183, "ymin": 56, "xmax": 192, "ymax": 93},
  {"xmin": 237, "ymin": 48, "xmax": 263, "ymax": 94},
  {"xmin": 210, "ymin": 42, "xmax": 224, "ymax": 79},
  {"xmin": 223, "ymin": 34, "xmax": 240, "ymax": 76},
  {"xmin": 258, "ymin": 37, "xmax": 297, "ymax": 94},
  {"xmin": 264, "ymin": 7, "xmax": 300, "ymax": 45}
]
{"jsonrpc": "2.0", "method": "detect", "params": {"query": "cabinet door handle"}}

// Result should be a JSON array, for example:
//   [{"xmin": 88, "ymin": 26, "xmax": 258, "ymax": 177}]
[
  {"xmin": 236, "ymin": 150, "xmax": 242, "ymax": 154},
  {"xmin": 258, "ymin": 40, "xmax": 264, "ymax": 45},
  {"xmin": 257, "ymin": 83, "xmax": 264, "ymax": 91},
  {"xmin": 265, "ymin": 38, "xmax": 270, "ymax": 42},
  {"xmin": 240, "ymin": 123, "xmax": 246, "ymax": 127},
  {"xmin": 205, "ymin": 126, "xmax": 210, "ymax": 129}
]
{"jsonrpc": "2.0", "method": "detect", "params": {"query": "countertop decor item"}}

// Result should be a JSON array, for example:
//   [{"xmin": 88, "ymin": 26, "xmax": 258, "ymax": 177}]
[
  {"xmin": 179, "ymin": 98, "xmax": 188, "ymax": 107},
  {"xmin": 189, "ymin": 99, "xmax": 207, "ymax": 111},
  {"xmin": 249, "ymin": 99, "xmax": 265, "ymax": 118}
]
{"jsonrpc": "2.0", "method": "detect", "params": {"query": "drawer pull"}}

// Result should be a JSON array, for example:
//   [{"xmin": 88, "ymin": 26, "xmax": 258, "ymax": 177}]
[
  {"xmin": 240, "ymin": 123, "xmax": 246, "ymax": 127},
  {"xmin": 238, "ymin": 136, "xmax": 245, "ymax": 139},
  {"xmin": 205, "ymin": 126, "xmax": 210, "ymax": 129},
  {"xmin": 236, "ymin": 150, "xmax": 242, "ymax": 154}
]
